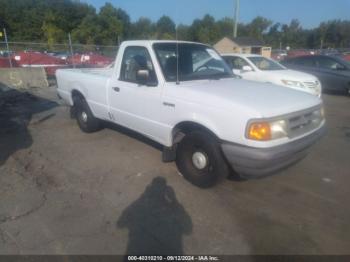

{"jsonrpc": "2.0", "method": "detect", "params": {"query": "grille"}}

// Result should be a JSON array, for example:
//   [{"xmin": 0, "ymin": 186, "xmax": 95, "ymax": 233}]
[
  {"xmin": 303, "ymin": 81, "xmax": 319, "ymax": 89},
  {"xmin": 287, "ymin": 107, "xmax": 324, "ymax": 138}
]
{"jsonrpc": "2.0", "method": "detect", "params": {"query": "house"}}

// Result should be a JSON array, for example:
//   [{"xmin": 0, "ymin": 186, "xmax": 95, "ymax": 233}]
[{"xmin": 214, "ymin": 36, "xmax": 272, "ymax": 58}]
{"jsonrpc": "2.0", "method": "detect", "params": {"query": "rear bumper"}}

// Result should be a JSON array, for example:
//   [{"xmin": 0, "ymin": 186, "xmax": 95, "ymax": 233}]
[{"xmin": 221, "ymin": 124, "xmax": 326, "ymax": 179}]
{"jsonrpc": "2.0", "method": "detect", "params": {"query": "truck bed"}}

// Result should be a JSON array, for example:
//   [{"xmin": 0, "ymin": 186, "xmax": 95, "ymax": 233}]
[
  {"xmin": 63, "ymin": 68, "xmax": 114, "ymax": 78},
  {"xmin": 56, "ymin": 67, "xmax": 112, "ymax": 121}
]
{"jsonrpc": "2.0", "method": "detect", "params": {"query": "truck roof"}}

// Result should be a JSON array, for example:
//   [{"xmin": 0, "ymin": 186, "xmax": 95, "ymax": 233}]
[{"xmin": 120, "ymin": 40, "xmax": 208, "ymax": 46}]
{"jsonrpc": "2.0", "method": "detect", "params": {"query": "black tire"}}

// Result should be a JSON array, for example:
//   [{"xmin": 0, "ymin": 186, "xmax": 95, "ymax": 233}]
[
  {"xmin": 176, "ymin": 131, "xmax": 229, "ymax": 188},
  {"xmin": 74, "ymin": 96, "xmax": 101, "ymax": 133}
]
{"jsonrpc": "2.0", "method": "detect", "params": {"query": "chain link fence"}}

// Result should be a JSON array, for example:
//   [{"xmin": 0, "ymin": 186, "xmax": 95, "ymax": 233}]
[
  {"xmin": 1, "ymin": 36, "xmax": 349, "ymax": 70},
  {"xmin": 0, "ymin": 37, "xmax": 119, "ymax": 73},
  {"xmin": 0, "ymin": 39, "xmax": 119, "ymax": 80},
  {"xmin": 0, "ymin": 41, "xmax": 118, "ymax": 57}
]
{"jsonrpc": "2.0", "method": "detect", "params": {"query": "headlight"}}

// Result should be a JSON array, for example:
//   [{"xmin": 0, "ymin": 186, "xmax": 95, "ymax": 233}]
[
  {"xmin": 247, "ymin": 120, "xmax": 288, "ymax": 141},
  {"xmin": 320, "ymin": 107, "xmax": 325, "ymax": 118},
  {"xmin": 281, "ymin": 80, "xmax": 304, "ymax": 88}
]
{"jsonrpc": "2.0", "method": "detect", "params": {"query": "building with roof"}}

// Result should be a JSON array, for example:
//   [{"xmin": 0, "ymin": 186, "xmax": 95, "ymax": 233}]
[{"xmin": 214, "ymin": 36, "xmax": 272, "ymax": 58}]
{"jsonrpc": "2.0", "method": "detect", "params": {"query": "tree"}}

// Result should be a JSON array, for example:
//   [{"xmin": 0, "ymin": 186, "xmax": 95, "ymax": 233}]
[
  {"xmin": 71, "ymin": 14, "xmax": 102, "ymax": 45},
  {"xmin": 188, "ymin": 15, "xmax": 220, "ymax": 44},
  {"xmin": 177, "ymin": 24, "xmax": 191, "ymax": 41},
  {"xmin": 280, "ymin": 19, "xmax": 305, "ymax": 48},
  {"xmin": 0, "ymin": 13, "xmax": 10, "ymax": 38},
  {"xmin": 97, "ymin": 3, "xmax": 124, "ymax": 45},
  {"xmin": 116, "ymin": 8, "xmax": 131, "ymax": 40},
  {"xmin": 129, "ymin": 17, "xmax": 155, "ymax": 40},
  {"xmin": 317, "ymin": 20, "xmax": 350, "ymax": 48},
  {"xmin": 1, "ymin": 0, "xmax": 350, "ymax": 49},
  {"xmin": 247, "ymin": 16, "xmax": 272, "ymax": 40},
  {"xmin": 216, "ymin": 17, "xmax": 234, "ymax": 39},
  {"xmin": 265, "ymin": 23, "xmax": 282, "ymax": 48},
  {"xmin": 156, "ymin": 16, "xmax": 176, "ymax": 39},
  {"xmin": 304, "ymin": 29, "xmax": 318, "ymax": 49},
  {"xmin": 42, "ymin": 11, "xmax": 65, "ymax": 49}
]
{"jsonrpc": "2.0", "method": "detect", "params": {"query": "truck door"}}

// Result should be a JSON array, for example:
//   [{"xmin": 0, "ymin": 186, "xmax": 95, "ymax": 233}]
[
  {"xmin": 314, "ymin": 56, "xmax": 349, "ymax": 92},
  {"xmin": 107, "ymin": 46, "xmax": 169, "ymax": 144}
]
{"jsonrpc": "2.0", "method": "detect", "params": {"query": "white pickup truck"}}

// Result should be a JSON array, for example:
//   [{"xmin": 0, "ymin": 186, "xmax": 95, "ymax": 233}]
[{"xmin": 56, "ymin": 40, "xmax": 326, "ymax": 188}]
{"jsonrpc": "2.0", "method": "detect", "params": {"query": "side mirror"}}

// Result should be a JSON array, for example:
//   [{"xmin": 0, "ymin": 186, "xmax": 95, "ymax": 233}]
[
  {"xmin": 242, "ymin": 65, "xmax": 253, "ymax": 72},
  {"xmin": 136, "ymin": 69, "xmax": 149, "ymax": 85}
]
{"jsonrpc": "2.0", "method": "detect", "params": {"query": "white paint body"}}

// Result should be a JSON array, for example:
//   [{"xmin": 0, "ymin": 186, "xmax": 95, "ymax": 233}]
[
  {"xmin": 56, "ymin": 41, "xmax": 323, "ymax": 149},
  {"xmin": 222, "ymin": 53, "xmax": 322, "ymax": 97}
]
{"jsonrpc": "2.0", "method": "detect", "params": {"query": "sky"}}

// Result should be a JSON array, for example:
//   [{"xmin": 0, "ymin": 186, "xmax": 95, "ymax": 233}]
[{"xmin": 84, "ymin": 0, "xmax": 350, "ymax": 28}]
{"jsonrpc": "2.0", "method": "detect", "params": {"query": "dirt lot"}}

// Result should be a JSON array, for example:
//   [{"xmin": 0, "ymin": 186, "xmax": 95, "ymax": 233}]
[{"xmin": 0, "ymin": 85, "xmax": 350, "ymax": 255}]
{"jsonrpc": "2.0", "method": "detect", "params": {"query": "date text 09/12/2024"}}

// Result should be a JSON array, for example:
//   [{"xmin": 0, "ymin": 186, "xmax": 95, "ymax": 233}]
[{"xmin": 127, "ymin": 256, "xmax": 220, "ymax": 261}]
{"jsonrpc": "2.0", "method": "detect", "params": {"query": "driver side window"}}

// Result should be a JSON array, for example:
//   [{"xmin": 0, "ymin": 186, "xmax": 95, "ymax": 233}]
[
  {"xmin": 120, "ymin": 46, "xmax": 157, "ymax": 85},
  {"xmin": 230, "ymin": 57, "xmax": 249, "ymax": 70},
  {"xmin": 316, "ymin": 57, "xmax": 345, "ymax": 70}
]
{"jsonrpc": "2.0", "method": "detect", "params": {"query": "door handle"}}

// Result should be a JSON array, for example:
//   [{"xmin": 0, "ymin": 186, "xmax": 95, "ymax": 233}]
[{"xmin": 112, "ymin": 87, "xmax": 120, "ymax": 92}]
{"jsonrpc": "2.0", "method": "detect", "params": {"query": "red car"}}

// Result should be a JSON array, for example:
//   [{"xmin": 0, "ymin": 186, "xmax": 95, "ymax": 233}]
[
  {"xmin": 271, "ymin": 50, "xmax": 287, "ymax": 61},
  {"xmin": 287, "ymin": 50, "xmax": 316, "ymax": 59},
  {"xmin": 343, "ymin": 54, "xmax": 350, "ymax": 62},
  {"xmin": 12, "ymin": 51, "xmax": 69, "ymax": 76},
  {"xmin": 67, "ymin": 53, "xmax": 114, "ymax": 68},
  {"xmin": 0, "ymin": 57, "xmax": 17, "ymax": 68}
]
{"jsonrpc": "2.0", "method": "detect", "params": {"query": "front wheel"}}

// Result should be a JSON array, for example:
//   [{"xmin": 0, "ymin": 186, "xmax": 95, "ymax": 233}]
[{"xmin": 176, "ymin": 131, "xmax": 230, "ymax": 188}]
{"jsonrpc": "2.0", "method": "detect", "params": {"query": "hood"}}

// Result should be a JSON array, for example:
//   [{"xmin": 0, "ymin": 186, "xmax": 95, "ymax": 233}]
[
  {"xmin": 263, "ymin": 69, "xmax": 318, "ymax": 81},
  {"xmin": 166, "ymin": 78, "xmax": 321, "ymax": 118}
]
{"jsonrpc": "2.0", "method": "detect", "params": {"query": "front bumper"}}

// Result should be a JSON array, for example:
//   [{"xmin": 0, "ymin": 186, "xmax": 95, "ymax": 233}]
[{"xmin": 221, "ymin": 124, "xmax": 326, "ymax": 179}]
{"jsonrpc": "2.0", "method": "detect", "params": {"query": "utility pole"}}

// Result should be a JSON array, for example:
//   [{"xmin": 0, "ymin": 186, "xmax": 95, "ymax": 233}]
[
  {"xmin": 3, "ymin": 28, "xmax": 12, "ymax": 68},
  {"xmin": 233, "ymin": 0, "xmax": 240, "ymax": 38},
  {"xmin": 68, "ymin": 33, "xmax": 75, "ymax": 68}
]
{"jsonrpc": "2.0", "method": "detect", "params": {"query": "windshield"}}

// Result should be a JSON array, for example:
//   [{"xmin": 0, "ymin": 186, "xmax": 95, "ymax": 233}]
[
  {"xmin": 153, "ymin": 43, "xmax": 234, "ymax": 82},
  {"xmin": 248, "ymin": 56, "xmax": 285, "ymax": 71}
]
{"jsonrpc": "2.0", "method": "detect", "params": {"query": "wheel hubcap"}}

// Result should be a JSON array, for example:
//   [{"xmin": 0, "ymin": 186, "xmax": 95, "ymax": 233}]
[
  {"xmin": 81, "ymin": 111, "xmax": 88, "ymax": 123},
  {"xmin": 192, "ymin": 151, "xmax": 208, "ymax": 170}
]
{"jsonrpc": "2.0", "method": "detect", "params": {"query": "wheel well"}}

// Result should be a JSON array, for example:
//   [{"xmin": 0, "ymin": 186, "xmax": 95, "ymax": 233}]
[
  {"xmin": 71, "ymin": 90, "xmax": 84, "ymax": 104},
  {"xmin": 172, "ymin": 121, "xmax": 218, "ymax": 145}
]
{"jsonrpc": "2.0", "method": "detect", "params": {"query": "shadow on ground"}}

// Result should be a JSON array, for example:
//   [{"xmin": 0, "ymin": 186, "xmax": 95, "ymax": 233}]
[
  {"xmin": 0, "ymin": 85, "xmax": 58, "ymax": 166},
  {"xmin": 117, "ymin": 177, "xmax": 192, "ymax": 255}
]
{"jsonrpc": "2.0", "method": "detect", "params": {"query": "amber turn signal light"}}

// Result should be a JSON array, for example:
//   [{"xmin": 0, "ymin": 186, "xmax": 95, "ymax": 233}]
[{"xmin": 248, "ymin": 122, "xmax": 271, "ymax": 141}]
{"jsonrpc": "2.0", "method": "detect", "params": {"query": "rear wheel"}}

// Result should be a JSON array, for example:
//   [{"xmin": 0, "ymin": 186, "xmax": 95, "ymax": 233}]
[
  {"xmin": 176, "ymin": 131, "xmax": 229, "ymax": 188},
  {"xmin": 74, "ymin": 96, "xmax": 102, "ymax": 133}
]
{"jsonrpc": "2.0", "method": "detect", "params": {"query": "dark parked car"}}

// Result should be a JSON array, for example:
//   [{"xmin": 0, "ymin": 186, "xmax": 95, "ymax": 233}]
[{"xmin": 282, "ymin": 55, "xmax": 350, "ymax": 95}]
